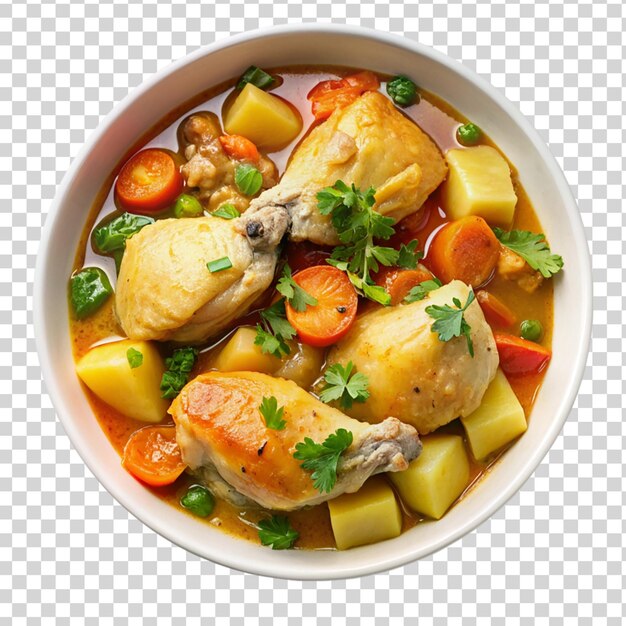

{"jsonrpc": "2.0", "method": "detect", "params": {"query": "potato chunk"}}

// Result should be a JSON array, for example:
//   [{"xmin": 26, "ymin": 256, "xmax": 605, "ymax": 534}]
[
  {"xmin": 274, "ymin": 342, "xmax": 325, "ymax": 389},
  {"xmin": 389, "ymin": 434, "xmax": 469, "ymax": 519},
  {"xmin": 213, "ymin": 327, "xmax": 281, "ymax": 374},
  {"xmin": 327, "ymin": 477, "xmax": 402, "ymax": 550},
  {"xmin": 461, "ymin": 368, "xmax": 527, "ymax": 460},
  {"xmin": 224, "ymin": 84, "xmax": 302, "ymax": 150},
  {"xmin": 443, "ymin": 146, "xmax": 517, "ymax": 226},
  {"xmin": 76, "ymin": 340, "xmax": 169, "ymax": 423}
]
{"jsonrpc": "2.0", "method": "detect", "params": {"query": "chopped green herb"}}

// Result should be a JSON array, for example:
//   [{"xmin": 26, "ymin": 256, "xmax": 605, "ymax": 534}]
[
  {"xmin": 425, "ymin": 290, "xmax": 476, "ymax": 357},
  {"xmin": 254, "ymin": 299, "xmax": 295, "ymax": 358},
  {"xmin": 404, "ymin": 278, "xmax": 443, "ymax": 303},
  {"xmin": 180, "ymin": 485, "xmax": 215, "ymax": 518},
  {"xmin": 319, "ymin": 361, "xmax": 370, "ymax": 410},
  {"xmin": 276, "ymin": 264, "xmax": 318, "ymax": 312},
  {"xmin": 493, "ymin": 228, "xmax": 564, "ymax": 278},
  {"xmin": 126, "ymin": 347, "xmax": 143, "ymax": 369},
  {"xmin": 257, "ymin": 515, "xmax": 299, "ymax": 550},
  {"xmin": 212, "ymin": 204, "xmax": 240, "ymax": 220},
  {"xmin": 237, "ymin": 66, "xmax": 275, "ymax": 91},
  {"xmin": 386, "ymin": 76, "xmax": 418, "ymax": 107},
  {"xmin": 456, "ymin": 122, "xmax": 482, "ymax": 146},
  {"xmin": 173, "ymin": 194, "xmax": 204, "ymax": 218},
  {"xmin": 70, "ymin": 267, "xmax": 113, "ymax": 319},
  {"xmin": 235, "ymin": 164, "xmax": 263, "ymax": 196},
  {"xmin": 160, "ymin": 347, "xmax": 198, "ymax": 399},
  {"xmin": 207, "ymin": 256, "xmax": 233, "ymax": 273},
  {"xmin": 397, "ymin": 240, "xmax": 423, "ymax": 269},
  {"xmin": 293, "ymin": 429, "xmax": 354, "ymax": 494},
  {"xmin": 259, "ymin": 396, "xmax": 286, "ymax": 431}
]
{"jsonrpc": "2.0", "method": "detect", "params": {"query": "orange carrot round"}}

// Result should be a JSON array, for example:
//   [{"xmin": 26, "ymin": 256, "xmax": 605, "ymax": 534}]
[
  {"xmin": 375, "ymin": 267, "xmax": 434, "ymax": 305},
  {"xmin": 122, "ymin": 425, "xmax": 186, "ymax": 487}
]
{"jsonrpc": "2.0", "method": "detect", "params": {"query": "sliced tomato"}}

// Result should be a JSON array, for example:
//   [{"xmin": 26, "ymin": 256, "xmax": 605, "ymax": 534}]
[
  {"xmin": 493, "ymin": 332, "xmax": 552, "ymax": 377},
  {"xmin": 122, "ymin": 425, "xmax": 186, "ymax": 487},
  {"xmin": 285, "ymin": 266, "xmax": 358, "ymax": 347},
  {"xmin": 219, "ymin": 134, "xmax": 260, "ymax": 162},
  {"xmin": 115, "ymin": 149, "xmax": 183, "ymax": 214},
  {"xmin": 476, "ymin": 291, "xmax": 517, "ymax": 328},
  {"xmin": 375, "ymin": 267, "xmax": 434, "ymax": 305}
]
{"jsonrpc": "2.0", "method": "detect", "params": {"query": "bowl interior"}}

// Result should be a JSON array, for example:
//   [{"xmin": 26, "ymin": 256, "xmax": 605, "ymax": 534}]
[{"xmin": 35, "ymin": 26, "xmax": 590, "ymax": 580}]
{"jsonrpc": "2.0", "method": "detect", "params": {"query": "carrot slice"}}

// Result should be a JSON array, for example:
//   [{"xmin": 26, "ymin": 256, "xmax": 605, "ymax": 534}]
[
  {"xmin": 476, "ymin": 291, "xmax": 517, "ymax": 328},
  {"xmin": 428, "ymin": 216, "xmax": 501, "ymax": 287},
  {"xmin": 375, "ymin": 267, "xmax": 434, "ymax": 305},
  {"xmin": 493, "ymin": 332, "xmax": 551, "ymax": 376},
  {"xmin": 285, "ymin": 266, "xmax": 358, "ymax": 347},
  {"xmin": 219, "ymin": 134, "xmax": 260, "ymax": 162},
  {"xmin": 122, "ymin": 425, "xmax": 186, "ymax": 487},
  {"xmin": 115, "ymin": 149, "xmax": 183, "ymax": 214}
]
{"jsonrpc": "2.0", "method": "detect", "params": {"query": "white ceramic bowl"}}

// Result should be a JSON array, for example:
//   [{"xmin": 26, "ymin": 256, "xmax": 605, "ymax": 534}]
[{"xmin": 35, "ymin": 24, "xmax": 591, "ymax": 580}]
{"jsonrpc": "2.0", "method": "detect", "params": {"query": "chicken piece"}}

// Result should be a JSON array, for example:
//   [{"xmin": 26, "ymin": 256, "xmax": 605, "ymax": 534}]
[
  {"xmin": 497, "ymin": 246, "xmax": 544, "ymax": 293},
  {"xmin": 327, "ymin": 281, "xmax": 499, "ymax": 435},
  {"xmin": 115, "ymin": 206, "xmax": 289, "ymax": 343},
  {"xmin": 170, "ymin": 371, "xmax": 421, "ymax": 511},
  {"xmin": 180, "ymin": 112, "xmax": 278, "ymax": 214},
  {"xmin": 244, "ymin": 91, "xmax": 447, "ymax": 245}
]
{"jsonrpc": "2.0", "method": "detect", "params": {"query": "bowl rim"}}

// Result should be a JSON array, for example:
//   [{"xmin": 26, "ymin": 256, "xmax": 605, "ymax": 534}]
[{"xmin": 35, "ymin": 23, "xmax": 592, "ymax": 580}]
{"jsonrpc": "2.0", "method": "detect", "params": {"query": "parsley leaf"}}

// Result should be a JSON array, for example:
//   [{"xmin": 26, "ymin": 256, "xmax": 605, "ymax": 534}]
[
  {"xmin": 404, "ymin": 278, "xmax": 442, "ymax": 303},
  {"xmin": 212, "ymin": 204, "xmax": 240, "ymax": 220},
  {"xmin": 126, "ymin": 347, "xmax": 143, "ymax": 369},
  {"xmin": 493, "ymin": 227, "xmax": 564, "ymax": 278},
  {"xmin": 293, "ymin": 429, "xmax": 354, "ymax": 493},
  {"xmin": 160, "ymin": 347, "xmax": 199, "ymax": 399},
  {"xmin": 276, "ymin": 264, "xmax": 318, "ymax": 312},
  {"xmin": 319, "ymin": 361, "xmax": 370, "ymax": 409},
  {"xmin": 425, "ymin": 290, "xmax": 476, "ymax": 357},
  {"xmin": 259, "ymin": 396, "xmax": 286, "ymax": 431},
  {"xmin": 257, "ymin": 515, "xmax": 299, "ymax": 550},
  {"xmin": 235, "ymin": 164, "xmax": 263, "ymax": 196},
  {"xmin": 254, "ymin": 299, "xmax": 296, "ymax": 358},
  {"xmin": 397, "ymin": 239, "xmax": 423, "ymax": 269}
]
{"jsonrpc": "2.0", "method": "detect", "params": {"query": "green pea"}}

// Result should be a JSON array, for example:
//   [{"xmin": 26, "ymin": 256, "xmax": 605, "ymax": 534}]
[
  {"xmin": 70, "ymin": 267, "xmax": 113, "ymax": 319},
  {"xmin": 456, "ymin": 122, "xmax": 482, "ymax": 146},
  {"xmin": 180, "ymin": 485, "xmax": 215, "ymax": 518},
  {"xmin": 173, "ymin": 194, "xmax": 204, "ymax": 218},
  {"xmin": 520, "ymin": 319, "xmax": 543, "ymax": 342},
  {"xmin": 386, "ymin": 76, "xmax": 418, "ymax": 107}
]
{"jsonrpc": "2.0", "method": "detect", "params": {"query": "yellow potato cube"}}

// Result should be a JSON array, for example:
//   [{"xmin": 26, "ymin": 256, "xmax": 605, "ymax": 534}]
[
  {"xmin": 274, "ymin": 343, "xmax": 324, "ymax": 389},
  {"xmin": 443, "ymin": 145, "xmax": 518, "ymax": 226},
  {"xmin": 390, "ymin": 434, "xmax": 469, "ymax": 520},
  {"xmin": 328, "ymin": 477, "xmax": 402, "ymax": 550},
  {"xmin": 461, "ymin": 368, "xmax": 527, "ymax": 461},
  {"xmin": 224, "ymin": 83, "xmax": 302, "ymax": 150},
  {"xmin": 213, "ymin": 327, "xmax": 281, "ymax": 374},
  {"xmin": 76, "ymin": 340, "xmax": 169, "ymax": 423}
]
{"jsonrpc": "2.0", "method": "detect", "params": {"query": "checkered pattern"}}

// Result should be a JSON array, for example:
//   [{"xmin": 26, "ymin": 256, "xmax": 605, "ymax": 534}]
[{"xmin": 2, "ymin": 0, "xmax": 624, "ymax": 623}]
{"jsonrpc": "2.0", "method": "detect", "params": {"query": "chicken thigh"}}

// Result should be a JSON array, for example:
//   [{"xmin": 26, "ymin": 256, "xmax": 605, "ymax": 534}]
[
  {"xmin": 245, "ymin": 91, "xmax": 448, "ymax": 245},
  {"xmin": 169, "ymin": 371, "xmax": 422, "ymax": 511},
  {"xmin": 327, "ymin": 281, "xmax": 499, "ymax": 434},
  {"xmin": 115, "ymin": 206, "xmax": 289, "ymax": 343}
]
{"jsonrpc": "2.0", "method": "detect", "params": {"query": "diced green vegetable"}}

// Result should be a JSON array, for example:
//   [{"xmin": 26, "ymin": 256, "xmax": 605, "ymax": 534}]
[
  {"xmin": 257, "ymin": 515, "xmax": 299, "ymax": 550},
  {"xmin": 457, "ymin": 122, "xmax": 482, "ymax": 146},
  {"xmin": 212, "ymin": 204, "xmax": 240, "ymax": 220},
  {"xmin": 207, "ymin": 256, "xmax": 233, "ymax": 273},
  {"xmin": 126, "ymin": 347, "xmax": 143, "ymax": 369},
  {"xmin": 386, "ymin": 76, "xmax": 418, "ymax": 107},
  {"xmin": 234, "ymin": 164, "xmax": 263, "ymax": 196},
  {"xmin": 70, "ymin": 267, "xmax": 113, "ymax": 319},
  {"xmin": 520, "ymin": 319, "xmax": 543, "ymax": 342},
  {"xmin": 180, "ymin": 485, "xmax": 215, "ymax": 518},
  {"xmin": 237, "ymin": 65, "xmax": 275, "ymax": 91},
  {"xmin": 173, "ymin": 194, "xmax": 204, "ymax": 218}
]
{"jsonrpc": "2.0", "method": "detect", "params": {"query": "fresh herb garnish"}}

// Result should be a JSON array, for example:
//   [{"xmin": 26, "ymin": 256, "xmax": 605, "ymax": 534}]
[
  {"xmin": 207, "ymin": 256, "xmax": 233, "ymax": 273},
  {"xmin": 425, "ymin": 290, "xmax": 476, "ymax": 357},
  {"xmin": 259, "ymin": 396, "xmax": 286, "ymax": 431},
  {"xmin": 276, "ymin": 264, "xmax": 318, "ymax": 312},
  {"xmin": 404, "ymin": 278, "xmax": 443, "ymax": 303},
  {"xmin": 257, "ymin": 515, "xmax": 299, "ymax": 550},
  {"xmin": 254, "ymin": 299, "xmax": 296, "ymax": 358},
  {"xmin": 70, "ymin": 267, "xmax": 113, "ymax": 319},
  {"xmin": 493, "ymin": 228, "xmax": 564, "ymax": 278},
  {"xmin": 316, "ymin": 181, "xmax": 422, "ymax": 305},
  {"xmin": 160, "ymin": 347, "xmax": 198, "ymax": 399},
  {"xmin": 397, "ymin": 240, "xmax": 423, "ymax": 269},
  {"xmin": 126, "ymin": 347, "xmax": 143, "ymax": 369},
  {"xmin": 319, "ymin": 361, "xmax": 370, "ymax": 410},
  {"xmin": 237, "ymin": 66, "xmax": 275, "ymax": 91},
  {"xmin": 211, "ymin": 204, "xmax": 240, "ymax": 220},
  {"xmin": 293, "ymin": 428, "xmax": 354, "ymax": 494},
  {"xmin": 235, "ymin": 164, "xmax": 263, "ymax": 196}
]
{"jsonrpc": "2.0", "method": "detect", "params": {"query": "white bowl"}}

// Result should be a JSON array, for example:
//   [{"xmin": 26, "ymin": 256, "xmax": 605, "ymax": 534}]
[{"xmin": 35, "ymin": 24, "xmax": 591, "ymax": 580}]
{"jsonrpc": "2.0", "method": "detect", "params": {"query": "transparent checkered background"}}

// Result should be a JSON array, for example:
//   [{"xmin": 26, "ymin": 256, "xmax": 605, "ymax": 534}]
[{"xmin": 2, "ymin": 0, "xmax": 624, "ymax": 623}]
